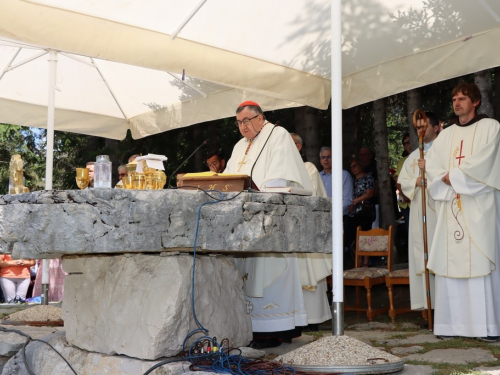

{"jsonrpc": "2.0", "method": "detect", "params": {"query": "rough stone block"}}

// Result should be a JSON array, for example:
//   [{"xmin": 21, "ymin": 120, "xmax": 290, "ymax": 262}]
[
  {"xmin": 2, "ymin": 331, "xmax": 194, "ymax": 375},
  {"xmin": 0, "ymin": 189, "xmax": 331, "ymax": 259},
  {"xmin": 0, "ymin": 333, "xmax": 25, "ymax": 357},
  {"xmin": 62, "ymin": 253, "xmax": 252, "ymax": 360}
]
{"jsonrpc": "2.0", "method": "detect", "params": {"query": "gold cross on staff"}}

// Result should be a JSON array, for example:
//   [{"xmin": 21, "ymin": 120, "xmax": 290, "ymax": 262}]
[
  {"xmin": 237, "ymin": 156, "xmax": 248, "ymax": 172},
  {"xmin": 410, "ymin": 158, "xmax": 418, "ymax": 174}
]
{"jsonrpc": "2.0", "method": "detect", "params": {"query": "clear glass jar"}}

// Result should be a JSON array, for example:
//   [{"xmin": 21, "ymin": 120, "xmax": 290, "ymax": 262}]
[{"xmin": 94, "ymin": 155, "xmax": 112, "ymax": 188}]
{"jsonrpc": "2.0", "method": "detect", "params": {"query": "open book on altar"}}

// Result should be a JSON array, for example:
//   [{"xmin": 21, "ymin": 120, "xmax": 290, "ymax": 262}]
[
  {"xmin": 260, "ymin": 186, "xmax": 313, "ymax": 196},
  {"xmin": 176, "ymin": 172, "xmax": 257, "ymax": 192}
]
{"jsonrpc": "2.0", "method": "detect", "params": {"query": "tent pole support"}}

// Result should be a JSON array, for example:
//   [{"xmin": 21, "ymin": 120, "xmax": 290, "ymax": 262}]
[
  {"xmin": 42, "ymin": 49, "xmax": 58, "ymax": 305},
  {"xmin": 171, "ymin": 0, "xmax": 207, "ymax": 39},
  {"xmin": 331, "ymin": 0, "xmax": 344, "ymax": 336}
]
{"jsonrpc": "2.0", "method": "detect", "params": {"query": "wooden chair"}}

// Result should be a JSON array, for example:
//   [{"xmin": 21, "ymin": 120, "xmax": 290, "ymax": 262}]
[
  {"xmin": 385, "ymin": 268, "xmax": 429, "ymax": 324},
  {"xmin": 343, "ymin": 226, "xmax": 393, "ymax": 321}
]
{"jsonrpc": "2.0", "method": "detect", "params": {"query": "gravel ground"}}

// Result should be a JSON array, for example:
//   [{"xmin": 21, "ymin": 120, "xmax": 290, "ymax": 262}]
[
  {"xmin": 275, "ymin": 335, "xmax": 401, "ymax": 366},
  {"xmin": 4, "ymin": 305, "xmax": 62, "ymax": 322}
]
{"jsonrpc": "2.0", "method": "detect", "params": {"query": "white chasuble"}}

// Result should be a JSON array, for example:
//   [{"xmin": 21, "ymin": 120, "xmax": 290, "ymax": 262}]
[
  {"xmin": 425, "ymin": 118, "xmax": 500, "ymax": 337},
  {"xmin": 426, "ymin": 119, "xmax": 500, "ymax": 278},
  {"xmin": 399, "ymin": 146, "xmax": 436, "ymax": 310}
]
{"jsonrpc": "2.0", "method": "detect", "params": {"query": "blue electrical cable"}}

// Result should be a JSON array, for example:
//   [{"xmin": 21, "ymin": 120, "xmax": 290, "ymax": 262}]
[
  {"xmin": 182, "ymin": 190, "xmax": 225, "ymax": 352},
  {"xmin": 145, "ymin": 188, "xmax": 301, "ymax": 375}
]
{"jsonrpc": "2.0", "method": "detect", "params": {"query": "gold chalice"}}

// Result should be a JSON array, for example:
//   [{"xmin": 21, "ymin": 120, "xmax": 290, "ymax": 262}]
[
  {"xmin": 140, "ymin": 160, "xmax": 156, "ymax": 189},
  {"xmin": 132, "ymin": 174, "xmax": 146, "ymax": 190},
  {"xmin": 152, "ymin": 170, "xmax": 167, "ymax": 190},
  {"xmin": 122, "ymin": 175, "xmax": 133, "ymax": 189},
  {"xmin": 76, "ymin": 168, "xmax": 90, "ymax": 190},
  {"xmin": 126, "ymin": 161, "xmax": 138, "ymax": 177}
]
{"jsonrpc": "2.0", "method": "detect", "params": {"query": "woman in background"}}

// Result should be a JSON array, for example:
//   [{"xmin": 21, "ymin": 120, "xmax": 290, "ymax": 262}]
[
  {"xmin": 0, "ymin": 255, "xmax": 36, "ymax": 303},
  {"xmin": 348, "ymin": 158, "xmax": 375, "ymax": 267}
]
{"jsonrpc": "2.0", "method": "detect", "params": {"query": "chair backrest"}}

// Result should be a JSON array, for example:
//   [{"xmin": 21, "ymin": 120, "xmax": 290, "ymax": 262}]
[{"xmin": 355, "ymin": 226, "xmax": 393, "ymax": 271}]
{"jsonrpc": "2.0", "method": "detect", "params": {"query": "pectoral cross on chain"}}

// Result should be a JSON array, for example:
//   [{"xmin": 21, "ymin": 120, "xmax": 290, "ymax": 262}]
[
  {"xmin": 455, "ymin": 140, "xmax": 465, "ymax": 165},
  {"xmin": 237, "ymin": 157, "xmax": 248, "ymax": 172}
]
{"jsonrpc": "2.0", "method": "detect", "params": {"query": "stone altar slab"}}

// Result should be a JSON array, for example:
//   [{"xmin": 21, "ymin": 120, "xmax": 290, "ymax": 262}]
[{"xmin": 0, "ymin": 189, "xmax": 331, "ymax": 259}]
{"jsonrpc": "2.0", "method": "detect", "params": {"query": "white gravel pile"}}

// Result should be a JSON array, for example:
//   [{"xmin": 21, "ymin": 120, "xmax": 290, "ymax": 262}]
[
  {"xmin": 276, "ymin": 335, "xmax": 401, "ymax": 366},
  {"xmin": 5, "ymin": 305, "xmax": 62, "ymax": 322}
]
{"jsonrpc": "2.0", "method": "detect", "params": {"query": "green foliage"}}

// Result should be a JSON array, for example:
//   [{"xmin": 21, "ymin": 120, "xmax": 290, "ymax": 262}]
[{"xmin": 0, "ymin": 124, "xmax": 42, "ymax": 194}]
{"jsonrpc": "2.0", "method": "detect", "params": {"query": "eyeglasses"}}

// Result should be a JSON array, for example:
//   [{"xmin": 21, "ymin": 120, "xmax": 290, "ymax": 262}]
[
  {"xmin": 118, "ymin": 173, "xmax": 127, "ymax": 177},
  {"xmin": 403, "ymin": 141, "xmax": 410, "ymax": 145},
  {"xmin": 235, "ymin": 114, "xmax": 259, "ymax": 127},
  {"xmin": 207, "ymin": 161, "xmax": 218, "ymax": 168},
  {"xmin": 320, "ymin": 155, "xmax": 332, "ymax": 160}
]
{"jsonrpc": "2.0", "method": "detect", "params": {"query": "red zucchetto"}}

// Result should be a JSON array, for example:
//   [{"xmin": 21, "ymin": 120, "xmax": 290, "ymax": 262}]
[{"xmin": 237, "ymin": 101, "xmax": 260, "ymax": 108}]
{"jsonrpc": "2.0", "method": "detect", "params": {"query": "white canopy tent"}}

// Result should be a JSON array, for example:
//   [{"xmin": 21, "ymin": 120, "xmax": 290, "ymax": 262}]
[
  {"xmin": 1, "ymin": 0, "xmax": 500, "ymax": 323},
  {"xmin": 2, "ymin": 0, "xmax": 500, "ymax": 112}
]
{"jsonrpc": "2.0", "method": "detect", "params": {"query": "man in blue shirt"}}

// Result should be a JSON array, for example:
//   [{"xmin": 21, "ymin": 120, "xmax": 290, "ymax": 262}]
[
  {"xmin": 319, "ymin": 147, "xmax": 353, "ymax": 215},
  {"xmin": 320, "ymin": 147, "xmax": 354, "ymax": 267}
]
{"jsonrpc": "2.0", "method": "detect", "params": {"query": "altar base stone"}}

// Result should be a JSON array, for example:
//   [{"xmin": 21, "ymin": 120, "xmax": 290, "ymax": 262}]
[
  {"xmin": 2, "ymin": 331, "xmax": 214, "ymax": 375},
  {"xmin": 62, "ymin": 253, "xmax": 251, "ymax": 360}
]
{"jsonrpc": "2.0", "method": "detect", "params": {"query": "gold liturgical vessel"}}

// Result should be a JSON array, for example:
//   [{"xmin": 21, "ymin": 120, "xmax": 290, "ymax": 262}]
[
  {"xmin": 9, "ymin": 154, "xmax": 30, "ymax": 194},
  {"xmin": 75, "ymin": 168, "xmax": 90, "ymax": 190},
  {"xmin": 123, "ymin": 160, "xmax": 166, "ymax": 190}
]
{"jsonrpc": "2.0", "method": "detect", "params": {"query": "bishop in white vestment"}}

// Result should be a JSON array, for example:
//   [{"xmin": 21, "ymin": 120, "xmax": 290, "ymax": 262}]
[
  {"xmin": 425, "ymin": 83, "xmax": 500, "ymax": 338},
  {"xmin": 225, "ymin": 101, "xmax": 315, "ymax": 344}
]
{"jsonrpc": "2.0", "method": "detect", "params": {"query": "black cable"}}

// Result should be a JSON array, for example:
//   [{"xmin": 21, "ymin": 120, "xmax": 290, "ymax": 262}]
[
  {"xmin": 0, "ymin": 326, "xmax": 77, "ymax": 375},
  {"xmin": 142, "ymin": 357, "xmax": 189, "ymax": 375},
  {"xmin": 169, "ymin": 185, "xmax": 245, "ymax": 202},
  {"xmin": 249, "ymin": 124, "xmax": 278, "ymax": 191}
]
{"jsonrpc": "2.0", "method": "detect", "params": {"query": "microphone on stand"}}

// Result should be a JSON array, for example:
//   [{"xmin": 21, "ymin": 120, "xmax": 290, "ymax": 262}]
[{"xmin": 167, "ymin": 139, "xmax": 208, "ymax": 189}]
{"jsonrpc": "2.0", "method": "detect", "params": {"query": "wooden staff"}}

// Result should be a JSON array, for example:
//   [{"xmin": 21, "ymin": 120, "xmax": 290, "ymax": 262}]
[{"xmin": 412, "ymin": 109, "xmax": 433, "ymax": 331}]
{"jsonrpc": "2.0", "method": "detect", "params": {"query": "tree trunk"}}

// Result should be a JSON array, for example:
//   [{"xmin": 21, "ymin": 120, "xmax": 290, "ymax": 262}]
[
  {"xmin": 474, "ymin": 69, "xmax": 495, "ymax": 118},
  {"xmin": 373, "ymin": 98, "xmax": 396, "ymax": 230},
  {"xmin": 294, "ymin": 107, "xmax": 321, "ymax": 166},
  {"xmin": 342, "ymin": 108, "xmax": 357, "ymax": 169},
  {"xmin": 406, "ymin": 89, "xmax": 421, "ymax": 152},
  {"xmin": 493, "ymin": 67, "xmax": 500, "ymax": 121}
]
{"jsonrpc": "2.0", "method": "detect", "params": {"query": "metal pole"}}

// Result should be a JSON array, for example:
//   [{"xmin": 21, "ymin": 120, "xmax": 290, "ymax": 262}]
[
  {"xmin": 331, "ymin": 0, "xmax": 344, "ymax": 336},
  {"xmin": 42, "ymin": 50, "xmax": 57, "ymax": 305}
]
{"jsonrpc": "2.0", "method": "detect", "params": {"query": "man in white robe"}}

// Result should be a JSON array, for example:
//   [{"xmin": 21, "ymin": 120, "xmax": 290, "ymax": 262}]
[
  {"xmin": 425, "ymin": 83, "xmax": 500, "ymax": 340},
  {"xmin": 225, "ymin": 101, "xmax": 315, "ymax": 348},
  {"xmin": 399, "ymin": 112, "xmax": 439, "ymax": 312},
  {"xmin": 290, "ymin": 133, "xmax": 332, "ymax": 326}
]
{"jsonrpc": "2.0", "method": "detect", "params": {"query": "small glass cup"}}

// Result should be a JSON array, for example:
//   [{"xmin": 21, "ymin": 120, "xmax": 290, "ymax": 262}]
[{"xmin": 76, "ymin": 168, "xmax": 90, "ymax": 190}]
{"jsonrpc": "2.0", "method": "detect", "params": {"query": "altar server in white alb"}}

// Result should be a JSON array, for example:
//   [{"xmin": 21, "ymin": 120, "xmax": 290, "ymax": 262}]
[
  {"xmin": 425, "ymin": 82, "xmax": 500, "ymax": 341},
  {"xmin": 398, "ymin": 112, "xmax": 439, "ymax": 312},
  {"xmin": 225, "ymin": 101, "xmax": 318, "ymax": 348}
]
